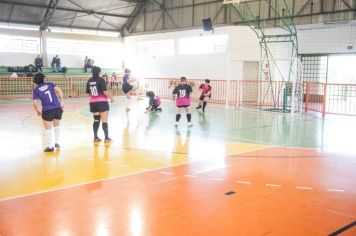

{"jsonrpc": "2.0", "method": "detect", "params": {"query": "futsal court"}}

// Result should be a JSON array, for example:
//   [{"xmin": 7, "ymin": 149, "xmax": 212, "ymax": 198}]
[
  {"xmin": 1, "ymin": 0, "xmax": 356, "ymax": 235},
  {"xmin": 0, "ymin": 97, "xmax": 355, "ymax": 235}
]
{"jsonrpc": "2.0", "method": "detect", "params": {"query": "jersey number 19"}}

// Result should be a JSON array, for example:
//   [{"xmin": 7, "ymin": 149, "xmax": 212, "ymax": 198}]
[{"xmin": 179, "ymin": 90, "xmax": 186, "ymax": 98}]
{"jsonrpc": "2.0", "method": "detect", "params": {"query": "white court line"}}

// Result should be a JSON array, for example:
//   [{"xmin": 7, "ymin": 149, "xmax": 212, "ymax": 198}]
[
  {"xmin": 327, "ymin": 189, "xmax": 345, "ymax": 192},
  {"xmin": 183, "ymin": 175, "xmax": 197, "ymax": 178},
  {"xmin": 160, "ymin": 171, "xmax": 174, "ymax": 175},
  {"xmin": 208, "ymin": 178, "xmax": 224, "ymax": 181},
  {"xmin": 296, "ymin": 186, "xmax": 313, "ymax": 190},
  {"xmin": 265, "ymin": 184, "xmax": 282, "ymax": 188},
  {"xmin": 236, "ymin": 180, "xmax": 252, "ymax": 185}
]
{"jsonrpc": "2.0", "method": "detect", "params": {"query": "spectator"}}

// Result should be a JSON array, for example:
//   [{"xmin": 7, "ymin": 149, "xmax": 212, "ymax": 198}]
[
  {"xmin": 34, "ymin": 55, "xmax": 43, "ymax": 72},
  {"xmin": 111, "ymin": 72, "xmax": 117, "ymax": 89},
  {"xmin": 84, "ymin": 56, "xmax": 94, "ymax": 73},
  {"xmin": 51, "ymin": 55, "xmax": 61, "ymax": 73}
]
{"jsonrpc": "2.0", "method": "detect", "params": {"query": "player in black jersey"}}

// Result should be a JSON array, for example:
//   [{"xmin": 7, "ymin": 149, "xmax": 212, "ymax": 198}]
[
  {"xmin": 86, "ymin": 66, "xmax": 114, "ymax": 146},
  {"xmin": 172, "ymin": 77, "xmax": 193, "ymax": 127}
]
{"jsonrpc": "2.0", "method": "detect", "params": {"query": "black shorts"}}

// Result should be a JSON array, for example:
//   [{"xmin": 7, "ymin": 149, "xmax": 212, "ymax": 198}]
[
  {"xmin": 177, "ymin": 105, "xmax": 190, "ymax": 108},
  {"xmin": 42, "ymin": 107, "xmax": 63, "ymax": 121},
  {"xmin": 122, "ymin": 83, "xmax": 133, "ymax": 94},
  {"xmin": 90, "ymin": 101, "xmax": 110, "ymax": 113},
  {"xmin": 199, "ymin": 95, "xmax": 211, "ymax": 101}
]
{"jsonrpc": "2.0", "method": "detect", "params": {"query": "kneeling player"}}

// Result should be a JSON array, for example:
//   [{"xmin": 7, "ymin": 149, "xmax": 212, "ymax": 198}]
[{"xmin": 145, "ymin": 91, "xmax": 162, "ymax": 112}]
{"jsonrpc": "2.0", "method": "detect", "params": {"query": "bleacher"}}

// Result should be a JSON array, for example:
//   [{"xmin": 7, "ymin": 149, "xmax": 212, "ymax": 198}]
[{"xmin": 0, "ymin": 66, "xmax": 124, "ymax": 77}]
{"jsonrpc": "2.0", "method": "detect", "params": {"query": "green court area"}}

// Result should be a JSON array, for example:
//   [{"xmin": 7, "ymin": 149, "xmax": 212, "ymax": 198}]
[{"xmin": 75, "ymin": 98, "xmax": 356, "ymax": 150}]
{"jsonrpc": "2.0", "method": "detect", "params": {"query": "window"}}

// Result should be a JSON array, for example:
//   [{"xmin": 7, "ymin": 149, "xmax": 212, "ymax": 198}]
[
  {"xmin": 178, "ymin": 35, "xmax": 228, "ymax": 55},
  {"xmin": 47, "ymin": 38, "xmax": 122, "ymax": 56},
  {"xmin": 50, "ymin": 27, "xmax": 119, "ymax": 37},
  {"xmin": 60, "ymin": 41, "xmax": 74, "ymax": 54},
  {"xmin": 24, "ymin": 39, "xmax": 39, "ymax": 53},
  {"xmin": 47, "ymin": 40, "xmax": 60, "ymax": 54},
  {"xmin": 0, "ymin": 35, "xmax": 40, "ymax": 53},
  {"xmin": 137, "ymin": 39, "xmax": 175, "ymax": 57}
]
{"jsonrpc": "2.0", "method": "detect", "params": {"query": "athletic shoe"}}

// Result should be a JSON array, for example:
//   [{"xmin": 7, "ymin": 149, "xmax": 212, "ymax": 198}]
[
  {"xmin": 196, "ymin": 106, "xmax": 202, "ymax": 109},
  {"xmin": 55, "ymin": 143, "xmax": 61, "ymax": 149},
  {"xmin": 94, "ymin": 138, "xmax": 102, "ymax": 145},
  {"xmin": 157, "ymin": 108, "xmax": 163, "ymax": 112},
  {"xmin": 174, "ymin": 122, "xmax": 179, "ymax": 127},
  {"xmin": 188, "ymin": 122, "xmax": 193, "ymax": 127},
  {"xmin": 104, "ymin": 138, "xmax": 113, "ymax": 146},
  {"xmin": 44, "ymin": 147, "xmax": 54, "ymax": 152},
  {"xmin": 126, "ymin": 108, "xmax": 131, "ymax": 112}
]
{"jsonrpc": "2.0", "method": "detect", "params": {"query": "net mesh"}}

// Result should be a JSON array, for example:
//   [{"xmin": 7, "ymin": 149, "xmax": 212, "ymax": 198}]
[{"xmin": 227, "ymin": 58, "xmax": 303, "ymax": 114}]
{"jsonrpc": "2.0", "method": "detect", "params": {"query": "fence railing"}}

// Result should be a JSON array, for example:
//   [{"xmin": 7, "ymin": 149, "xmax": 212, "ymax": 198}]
[
  {"xmin": 1, "ymin": 76, "xmax": 356, "ymax": 116},
  {"xmin": 0, "ymin": 76, "xmax": 124, "ymax": 100},
  {"xmin": 305, "ymin": 82, "xmax": 356, "ymax": 116}
]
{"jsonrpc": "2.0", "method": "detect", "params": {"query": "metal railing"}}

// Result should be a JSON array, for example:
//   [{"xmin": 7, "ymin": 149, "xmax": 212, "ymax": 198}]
[
  {"xmin": 0, "ymin": 76, "xmax": 124, "ymax": 100},
  {"xmin": 1, "ymin": 76, "xmax": 356, "ymax": 116},
  {"xmin": 305, "ymin": 82, "xmax": 356, "ymax": 116}
]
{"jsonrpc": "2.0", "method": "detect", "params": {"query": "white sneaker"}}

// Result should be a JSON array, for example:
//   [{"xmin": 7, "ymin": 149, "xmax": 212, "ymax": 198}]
[
  {"xmin": 174, "ymin": 122, "xmax": 179, "ymax": 127},
  {"xmin": 188, "ymin": 122, "xmax": 193, "ymax": 127}
]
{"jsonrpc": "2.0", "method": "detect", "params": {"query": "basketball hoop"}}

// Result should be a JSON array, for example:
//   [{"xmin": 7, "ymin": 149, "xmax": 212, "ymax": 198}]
[
  {"xmin": 223, "ymin": 0, "xmax": 242, "ymax": 6},
  {"xmin": 262, "ymin": 63, "xmax": 270, "ymax": 80}
]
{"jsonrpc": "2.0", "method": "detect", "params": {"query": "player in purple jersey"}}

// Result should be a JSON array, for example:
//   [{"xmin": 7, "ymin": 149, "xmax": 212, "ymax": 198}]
[
  {"xmin": 32, "ymin": 73, "xmax": 64, "ymax": 152},
  {"xmin": 172, "ymin": 77, "xmax": 193, "ymax": 127},
  {"xmin": 122, "ymin": 68, "xmax": 136, "ymax": 111}
]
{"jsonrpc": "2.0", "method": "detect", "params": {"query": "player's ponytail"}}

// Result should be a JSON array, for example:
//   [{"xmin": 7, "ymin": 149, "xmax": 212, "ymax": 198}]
[{"xmin": 92, "ymin": 66, "xmax": 101, "ymax": 79}]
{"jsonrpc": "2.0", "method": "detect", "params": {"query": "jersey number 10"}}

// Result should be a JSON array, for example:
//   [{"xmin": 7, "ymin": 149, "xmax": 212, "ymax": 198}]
[{"xmin": 90, "ymin": 86, "xmax": 98, "ymax": 96}]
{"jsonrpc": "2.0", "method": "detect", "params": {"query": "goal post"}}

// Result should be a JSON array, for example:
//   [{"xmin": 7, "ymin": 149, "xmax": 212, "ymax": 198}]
[{"xmin": 227, "ymin": 58, "xmax": 303, "ymax": 114}]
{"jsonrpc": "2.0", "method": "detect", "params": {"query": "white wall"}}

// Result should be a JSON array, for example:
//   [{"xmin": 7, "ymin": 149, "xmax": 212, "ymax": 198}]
[
  {"xmin": 124, "ymin": 26, "xmax": 260, "ymax": 80},
  {"xmin": 298, "ymin": 22, "xmax": 356, "ymax": 54},
  {"xmin": 0, "ymin": 28, "xmax": 123, "ymax": 68}
]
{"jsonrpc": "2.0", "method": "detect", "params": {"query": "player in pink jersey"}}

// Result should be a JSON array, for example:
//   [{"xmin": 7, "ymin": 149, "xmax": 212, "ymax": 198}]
[
  {"xmin": 145, "ymin": 91, "xmax": 162, "ymax": 112},
  {"xmin": 86, "ymin": 66, "xmax": 114, "ymax": 146},
  {"xmin": 172, "ymin": 77, "xmax": 193, "ymax": 127},
  {"xmin": 196, "ymin": 79, "xmax": 212, "ymax": 113}
]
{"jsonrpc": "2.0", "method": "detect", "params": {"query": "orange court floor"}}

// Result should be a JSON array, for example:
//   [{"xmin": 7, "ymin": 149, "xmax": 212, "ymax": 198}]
[{"xmin": 0, "ymin": 97, "xmax": 355, "ymax": 236}]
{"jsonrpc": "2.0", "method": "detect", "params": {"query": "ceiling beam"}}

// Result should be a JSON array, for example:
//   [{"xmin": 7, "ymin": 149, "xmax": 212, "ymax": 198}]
[
  {"xmin": 0, "ymin": 0, "xmax": 132, "ymax": 18},
  {"xmin": 0, "ymin": 19, "xmax": 120, "ymax": 32},
  {"xmin": 66, "ymin": 0, "xmax": 120, "ymax": 31},
  {"xmin": 40, "ymin": 0, "xmax": 61, "ymax": 31},
  {"xmin": 120, "ymin": 0, "xmax": 148, "ymax": 36},
  {"xmin": 7, "ymin": 3, "xmax": 15, "ymax": 22}
]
